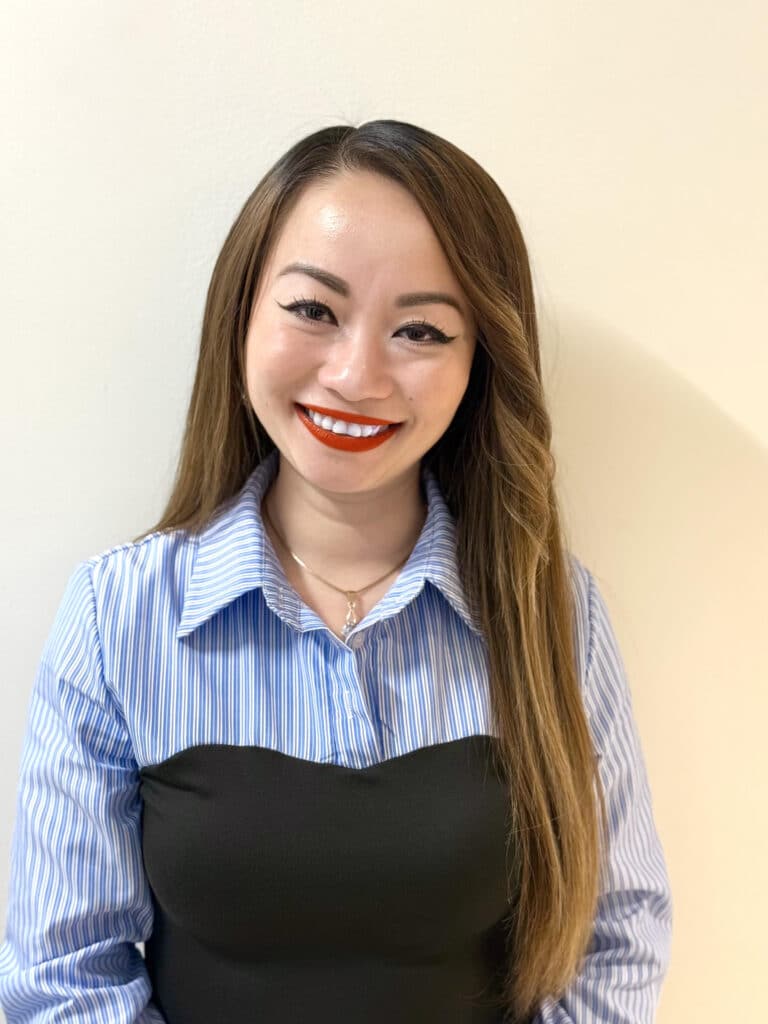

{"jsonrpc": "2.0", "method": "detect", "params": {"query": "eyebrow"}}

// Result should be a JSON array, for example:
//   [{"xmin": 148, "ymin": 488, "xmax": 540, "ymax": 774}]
[{"xmin": 276, "ymin": 261, "xmax": 466, "ymax": 318}]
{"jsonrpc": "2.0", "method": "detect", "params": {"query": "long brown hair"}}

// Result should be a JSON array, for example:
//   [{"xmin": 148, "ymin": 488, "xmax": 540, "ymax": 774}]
[{"xmin": 135, "ymin": 120, "xmax": 608, "ymax": 1022}]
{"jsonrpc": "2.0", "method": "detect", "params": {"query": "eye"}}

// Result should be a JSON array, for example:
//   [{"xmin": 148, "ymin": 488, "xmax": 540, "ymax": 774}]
[
  {"xmin": 278, "ymin": 296, "xmax": 335, "ymax": 325},
  {"xmin": 276, "ymin": 297, "xmax": 456, "ymax": 346},
  {"xmin": 397, "ymin": 318, "xmax": 454, "ymax": 346}
]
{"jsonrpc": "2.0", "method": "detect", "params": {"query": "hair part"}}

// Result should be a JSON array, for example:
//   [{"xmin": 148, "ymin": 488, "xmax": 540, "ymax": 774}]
[{"xmin": 136, "ymin": 119, "xmax": 607, "ymax": 1022}]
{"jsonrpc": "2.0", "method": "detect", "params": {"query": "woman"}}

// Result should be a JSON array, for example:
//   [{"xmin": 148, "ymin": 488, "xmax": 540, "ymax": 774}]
[{"xmin": 0, "ymin": 120, "xmax": 672, "ymax": 1023}]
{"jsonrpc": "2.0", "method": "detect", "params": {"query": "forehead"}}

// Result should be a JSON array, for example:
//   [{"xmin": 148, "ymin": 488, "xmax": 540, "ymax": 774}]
[{"xmin": 267, "ymin": 170, "xmax": 456, "ymax": 277}]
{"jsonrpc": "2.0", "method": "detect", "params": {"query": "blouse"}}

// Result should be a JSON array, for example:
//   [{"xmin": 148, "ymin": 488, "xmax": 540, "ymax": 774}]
[{"xmin": 0, "ymin": 448, "xmax": 672, "ymax": 1022}]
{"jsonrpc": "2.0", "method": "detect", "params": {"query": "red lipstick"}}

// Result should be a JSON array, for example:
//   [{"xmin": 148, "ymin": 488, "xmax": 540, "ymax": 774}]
[{"xmin": 295, "ymin": 404, "xmax": 402, "ymax": 452}]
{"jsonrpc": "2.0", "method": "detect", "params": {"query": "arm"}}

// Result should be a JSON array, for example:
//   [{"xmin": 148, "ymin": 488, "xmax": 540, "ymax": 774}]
[
  {"xmin": 531, "ymin": 567, "xmax": 673, "ymax": 1023},
  {"xmin": 0, "ymin": 561, "xmax": 165, "ymax": 1023}
]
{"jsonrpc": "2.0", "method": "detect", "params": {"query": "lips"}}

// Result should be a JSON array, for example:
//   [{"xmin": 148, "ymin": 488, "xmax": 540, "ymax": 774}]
[{"xmin": 295, "ymin": 404, "xmax": 402, "ymax": 452}]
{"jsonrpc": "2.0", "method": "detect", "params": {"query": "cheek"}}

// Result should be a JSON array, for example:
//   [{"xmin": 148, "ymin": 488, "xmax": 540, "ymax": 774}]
[
  {"xmin": 416, "ymin": 359, "xmax": 473, "ymax": 420},
  {"xmin": 246, "ymin": 328, "xmax": 317, "ymax": 385}
]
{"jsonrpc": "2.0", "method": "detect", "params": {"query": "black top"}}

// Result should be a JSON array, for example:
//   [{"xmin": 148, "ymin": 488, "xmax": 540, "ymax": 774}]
[{"xmin": 139, "ymin": 734, "xmax": 518, "ymax": 1023}]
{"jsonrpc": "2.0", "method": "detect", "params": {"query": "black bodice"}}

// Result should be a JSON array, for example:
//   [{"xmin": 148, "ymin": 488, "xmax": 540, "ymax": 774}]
[{"xmin": 139, "ymin": 735, "xmax": 517, "ymax": 1023}]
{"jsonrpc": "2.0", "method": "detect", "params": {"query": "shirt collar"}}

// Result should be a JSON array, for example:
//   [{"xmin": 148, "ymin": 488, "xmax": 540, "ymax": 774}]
[{"xmin": 176, "ymin": 449, "xmax": 482, "ymax": 639}]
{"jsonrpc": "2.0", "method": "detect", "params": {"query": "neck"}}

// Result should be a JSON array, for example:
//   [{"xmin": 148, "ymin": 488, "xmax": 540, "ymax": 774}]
[{"xmin": 261, "ymin": 457, "xmax": 427, "ymax": 590}]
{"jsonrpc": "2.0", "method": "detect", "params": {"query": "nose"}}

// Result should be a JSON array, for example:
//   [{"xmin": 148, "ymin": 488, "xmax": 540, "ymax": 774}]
[{"xmin": 315, "ymin": 327, "xmax": 393, "ymax": 403}]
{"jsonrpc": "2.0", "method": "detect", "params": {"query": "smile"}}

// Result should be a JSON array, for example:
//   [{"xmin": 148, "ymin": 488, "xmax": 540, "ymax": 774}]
[{"xmin": 295, "ymin": 404, "xmax": 402, "ymax": 452}]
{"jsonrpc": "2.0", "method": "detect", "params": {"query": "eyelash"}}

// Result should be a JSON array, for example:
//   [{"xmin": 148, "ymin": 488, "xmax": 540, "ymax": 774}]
[{"xmin": 279, "ymin": 295, "xmax": 455, "ymax": 346}]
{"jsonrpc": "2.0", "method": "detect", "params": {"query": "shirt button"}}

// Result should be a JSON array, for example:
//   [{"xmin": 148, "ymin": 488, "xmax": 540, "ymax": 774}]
[{"xmin": 348, "ymin": 633, "xmax": 364, "ymax": 649}]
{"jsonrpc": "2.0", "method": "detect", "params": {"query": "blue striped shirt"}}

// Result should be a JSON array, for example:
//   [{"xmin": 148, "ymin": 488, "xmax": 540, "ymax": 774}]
[{"xmin": 0, "ymin": 449, "xmax": 672, "ymax": 1022}]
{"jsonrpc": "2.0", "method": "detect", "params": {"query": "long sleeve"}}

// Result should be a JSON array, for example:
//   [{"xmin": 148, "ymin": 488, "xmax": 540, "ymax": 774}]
[
  {"xmin": 0, "ymin": 561, "xmax": 165, "ymax": 1023},
  {"xmin": 531, "ymin": 568, "xmax": 673, "ymax": 1023}
]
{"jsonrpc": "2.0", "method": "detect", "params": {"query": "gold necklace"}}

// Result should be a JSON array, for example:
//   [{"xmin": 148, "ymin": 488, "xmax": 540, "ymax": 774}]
[{"xmin": 261, "ymin": 499, "xmax": 415, "ymax": 638}]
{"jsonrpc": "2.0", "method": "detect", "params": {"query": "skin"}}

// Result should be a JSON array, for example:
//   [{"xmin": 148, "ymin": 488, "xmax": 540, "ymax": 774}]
[{"xmin": 243, "ymin": 169, "xmax": 476, "ymax": 612}]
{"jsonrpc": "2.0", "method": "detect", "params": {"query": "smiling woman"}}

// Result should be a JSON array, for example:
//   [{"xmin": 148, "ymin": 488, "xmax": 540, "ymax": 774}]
[
  {"xmin": 0, "ymin": 120, "xmax": 672, "ymax": 1024},
  {"xmin": 243, "ymin": 168, "xmax": 477, "ymax": 509}
]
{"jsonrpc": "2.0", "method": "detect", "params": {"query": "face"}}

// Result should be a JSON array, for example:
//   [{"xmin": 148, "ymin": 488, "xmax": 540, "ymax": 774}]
[{"xmin": 244, "ymin": 169, "xmax": 477, "ymax": 499}]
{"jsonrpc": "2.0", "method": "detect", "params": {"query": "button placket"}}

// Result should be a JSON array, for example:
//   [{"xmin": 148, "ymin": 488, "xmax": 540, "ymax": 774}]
[{"xmin": 344, "ymin": 631, "xmax": 375, "ymax": 727}]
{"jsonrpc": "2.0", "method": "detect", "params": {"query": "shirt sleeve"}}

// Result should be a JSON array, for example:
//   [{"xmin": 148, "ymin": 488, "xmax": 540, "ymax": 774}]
[
  {"xmin": 530, "ymin": 566, "xmax": 673, "ymax": 1023},
  {"xmin": 0, "ymin": 561, "xmax": 165, "ymax": 1023}
]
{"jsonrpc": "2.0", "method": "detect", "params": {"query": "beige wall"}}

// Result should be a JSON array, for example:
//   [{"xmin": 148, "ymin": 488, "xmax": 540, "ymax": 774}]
[{"xmin": 1, "ymin": 1, "xmax": 766, "ymax": 1019}]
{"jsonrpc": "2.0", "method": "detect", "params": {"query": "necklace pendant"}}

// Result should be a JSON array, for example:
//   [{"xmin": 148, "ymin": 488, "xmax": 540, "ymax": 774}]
[{"xmin": 342, "ymin": 593, "xmax": 359, "ymax": 638}]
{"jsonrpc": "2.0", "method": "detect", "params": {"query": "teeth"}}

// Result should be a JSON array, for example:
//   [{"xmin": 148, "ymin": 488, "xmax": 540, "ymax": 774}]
[{"xmin": 304, "ymin": 408, "xmax": 391, "ymax": 436}]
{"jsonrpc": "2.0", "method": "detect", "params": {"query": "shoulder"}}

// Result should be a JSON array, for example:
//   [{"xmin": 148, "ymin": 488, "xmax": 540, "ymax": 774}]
[
  {"xmin": 84, "ymin": 527, "xmax": 195, "ymax": 595},
  {"xmin": 61, "ymin": 528, "xmax": 197, "ymax": 678}
]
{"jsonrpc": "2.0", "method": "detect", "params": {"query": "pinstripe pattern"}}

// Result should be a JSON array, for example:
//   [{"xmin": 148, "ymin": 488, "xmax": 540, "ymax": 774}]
[{"xmin": 0, "ymin": 449, "xmax": 672, "ymax": 1022}]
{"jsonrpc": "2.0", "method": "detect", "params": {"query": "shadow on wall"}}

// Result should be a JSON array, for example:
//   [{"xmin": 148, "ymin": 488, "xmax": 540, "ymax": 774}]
[{"xmin": 541, "ymin": 307, "xmax": 768, "ymax": 1023}]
